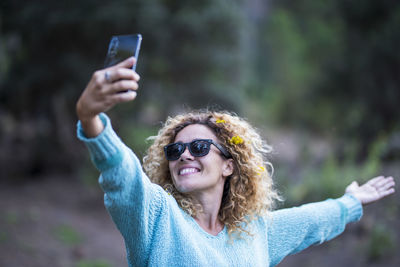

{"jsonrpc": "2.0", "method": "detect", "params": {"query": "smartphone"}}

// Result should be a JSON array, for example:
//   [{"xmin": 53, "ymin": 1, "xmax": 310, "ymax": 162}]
[{"xmin": 104, "ymin": 34, "xmax": 142, "ymax": 70}]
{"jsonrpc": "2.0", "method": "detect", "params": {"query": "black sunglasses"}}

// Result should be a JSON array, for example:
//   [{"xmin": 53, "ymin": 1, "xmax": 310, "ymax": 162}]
[{"xmin": 164, "ymin": 139, "xmax": 232, "ymax": 161}]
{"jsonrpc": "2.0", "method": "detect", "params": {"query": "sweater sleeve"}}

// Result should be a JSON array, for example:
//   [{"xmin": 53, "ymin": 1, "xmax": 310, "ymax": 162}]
[
  {"xmin": 77, "ymin": 113, "xmax": 166, "ymax": 266},
  {"xmin": 267, "ymin": 194, "xmax": 363, "ymax": 266}
]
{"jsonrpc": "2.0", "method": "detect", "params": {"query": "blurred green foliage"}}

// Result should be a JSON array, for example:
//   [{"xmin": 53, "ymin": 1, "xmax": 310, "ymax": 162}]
[
  {"xmin": 0, "ymin": 231, "xmax": 7, "ymax": 244},
  {"xmin": 278, "ymin": 136, "xmax": 386, "ymax": 206},
  {"xmin": 1, "ymin": 1, "xmax": 399, "ymax": 266},
  {"xmin": 0, "ymin": 0, "xmax": 251, "ymax": 177},
  {"xmin": 366, "ymin": 223, "xmax": 396, "ymax": 261},
  {"xmin": 250, "ymin": 0, "xmax": 400, "ymax": 144},
  {"xmin": 53, "ymin": 224, "xmax": 83, "ymax": 246},
  {"xmin": 5, "ymin": 211, "xmax": 19, "ymax": 225},
  {"xmin": 1, "ymin": 0, "xmax": 399, "ymax": 193}
]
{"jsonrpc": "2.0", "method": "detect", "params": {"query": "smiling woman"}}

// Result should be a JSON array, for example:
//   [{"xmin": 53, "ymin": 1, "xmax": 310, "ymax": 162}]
[
  {"xmin": 143, "ymin": 111, "xmax": 279, "ymax": 237},
  {"xmin": 76, "ymin": 57, "xmax": 396, "ymax": 267}
]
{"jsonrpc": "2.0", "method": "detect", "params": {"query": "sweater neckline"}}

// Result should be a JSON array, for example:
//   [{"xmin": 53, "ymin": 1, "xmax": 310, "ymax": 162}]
[{"xmin": 185, "ymin": 212, "xmax": 227, "ymax": 239}]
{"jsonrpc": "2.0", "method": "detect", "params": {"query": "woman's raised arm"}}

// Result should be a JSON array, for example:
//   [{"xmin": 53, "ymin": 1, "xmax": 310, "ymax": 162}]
[{"xmin": 76, "ymin": 57, "xmax": 140, "ymax": 137}]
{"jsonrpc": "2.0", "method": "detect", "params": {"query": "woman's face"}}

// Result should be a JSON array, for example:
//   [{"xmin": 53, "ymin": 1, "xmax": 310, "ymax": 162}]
[{"xmin": 168, "ymin": 124, "xmax": 233, "ymax": 196}]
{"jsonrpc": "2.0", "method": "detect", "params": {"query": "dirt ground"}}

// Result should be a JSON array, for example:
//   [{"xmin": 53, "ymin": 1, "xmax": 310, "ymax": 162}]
[
  {"xmin": 0, "ymin": 175, "xmax": 127, "ymax": 267},
  {"xmin": 1, "ymin": 173, "xmax": 399, "ymax": 267}
]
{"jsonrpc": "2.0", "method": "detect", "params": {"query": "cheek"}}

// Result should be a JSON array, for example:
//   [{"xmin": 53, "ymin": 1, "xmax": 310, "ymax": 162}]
[
  {"xmin": 168, "ymin": 162, "xmax": 176, "ymax": 177},
  {"xmin": 168, "ymin": 158, "xmax": 178, "ymax": 169},
  {"xmin": 202, "ymin": 157, "xmax": 222, "ymax": 174},
  {"xmin": 168, "ymin": 162, "xmax": 183, "ymax": 186}
]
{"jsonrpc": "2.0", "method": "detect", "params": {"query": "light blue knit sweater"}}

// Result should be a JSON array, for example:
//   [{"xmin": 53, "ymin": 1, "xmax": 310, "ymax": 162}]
[{"xmin": 77, "ymin": 113, "xmax": 363, "ymax": 267}]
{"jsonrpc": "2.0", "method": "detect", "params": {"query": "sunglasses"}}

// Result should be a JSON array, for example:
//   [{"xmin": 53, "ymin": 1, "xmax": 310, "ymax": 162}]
[{"xmin": 164, "ymin": 139, "xmax": 232, "ymax": 161}]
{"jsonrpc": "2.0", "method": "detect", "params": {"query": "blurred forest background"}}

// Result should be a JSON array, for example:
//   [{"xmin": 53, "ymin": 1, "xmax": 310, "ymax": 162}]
[{"xmin": 1, "ymin": 0, "xmax": 399, "ymax": 266}]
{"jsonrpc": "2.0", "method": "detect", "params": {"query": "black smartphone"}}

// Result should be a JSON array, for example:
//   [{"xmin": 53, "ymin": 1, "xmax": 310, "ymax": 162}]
[{"xmin": 104, "ymin": 34, "xmax": 142, "ymax": 70}]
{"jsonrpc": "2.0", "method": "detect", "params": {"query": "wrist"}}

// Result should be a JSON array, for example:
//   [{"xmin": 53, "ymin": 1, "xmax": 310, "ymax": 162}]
[
  {"xmin": 338, "ymin": 194, "xmax": 363, "ymax": 222},
  {"xmin": 345, "ymin": 192, "xmax": 360, "ymax": 203},
  {"xmin": 80, "ymin": 115, "xmax": 104, "ymax": 138},
  {"xmin": 76, "ymin": 100, "xmax": 94, "ymax": 122}
]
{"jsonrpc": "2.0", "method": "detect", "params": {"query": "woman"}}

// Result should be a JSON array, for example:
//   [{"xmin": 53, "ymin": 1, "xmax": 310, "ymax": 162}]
[{"xmin": 76, "ymin": 57, "xmax": 396, "ymax": 266}]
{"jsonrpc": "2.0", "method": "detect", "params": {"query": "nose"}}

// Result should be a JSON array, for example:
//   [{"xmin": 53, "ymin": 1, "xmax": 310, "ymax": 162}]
[{"xmin": 180, "ymin": 145, "xmax": 194, "ymax": 161}]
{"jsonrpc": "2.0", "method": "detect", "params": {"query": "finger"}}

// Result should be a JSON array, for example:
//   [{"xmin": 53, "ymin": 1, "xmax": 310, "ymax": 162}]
[
  {"xmin": 109, "ymin": 80, "xmax": 139, "ymax": 94},
  {"xmin": 380, "ymin": 179, "xmax": 396, "ymax": 191},
  {"xmin": 379, "ymin": 188, "xmax": 395, "ymax": 198},
  {"xmin": 108, "ymin": 68, "xmax": 140, "ymax": 82},
  {"xmin": 385, "ymin": 176, "xmax": 395, "ymax": 184},
  {"xmin": 111, "ymin": 90, "xmax": 137, "ymax": 103},
  {"xmin": 366, "ymin": 176, "xmax": 385, "ymax": 186},
  {"xmin": 113, "ymin": 57, "xmax": 136, "ymax": 69},
  {"xmin": 374, "ymin": 176, "xmax": 394, "ymax": 188},
  {"xmin": 91, "ymin": 70, "xmax": 110, "ymax": 88}
]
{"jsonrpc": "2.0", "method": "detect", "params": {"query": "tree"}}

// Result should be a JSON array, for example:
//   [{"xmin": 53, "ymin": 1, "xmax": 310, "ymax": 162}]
[{"xmin": 0, "ymin": 0, "xmax": 250, "ymax": 178}]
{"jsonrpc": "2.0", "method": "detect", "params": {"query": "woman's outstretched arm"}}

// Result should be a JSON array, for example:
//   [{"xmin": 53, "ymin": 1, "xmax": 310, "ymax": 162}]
[
  {"xmin": 267, "ymin": 175, "xmax": 396, "ymax": 266},
  {"xmin": 345, "ymin": 176, "xmax": 395, "ymax": 205}
]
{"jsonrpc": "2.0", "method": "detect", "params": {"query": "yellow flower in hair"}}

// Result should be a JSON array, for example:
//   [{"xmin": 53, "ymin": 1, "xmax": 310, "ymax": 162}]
[
  {"xmin": 164, "ymin": 186, "xmax": 173, "ymax": 196},
  {"xmin": 257, "ymin": 165, "xmax": 266, "ymax": 175},
  {"xmin": 230, "ymin": 135, "xmax": 244, "ymax": 145},
  {"xmin": 216, "ymin": 119, "xmax": 226, "ymax": 124}
]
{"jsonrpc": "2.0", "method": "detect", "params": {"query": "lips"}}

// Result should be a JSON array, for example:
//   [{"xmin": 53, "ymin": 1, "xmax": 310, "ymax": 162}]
[{"xmin": 179, "ymin": 167, "xmax": 200, "ymax": 176}]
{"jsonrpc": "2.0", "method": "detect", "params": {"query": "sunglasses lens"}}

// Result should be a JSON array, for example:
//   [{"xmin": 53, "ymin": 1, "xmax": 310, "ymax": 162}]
[
  {"xmin": 190, "ymin": 140, "xmax": 210, "ymax": 157},
  {"xmin": 164, "ymin": 140, "xmax": 213, "ymax": 160},
  {"xmin": 165, "ymin": 143, "xmax": 184, "ymax": 160}
]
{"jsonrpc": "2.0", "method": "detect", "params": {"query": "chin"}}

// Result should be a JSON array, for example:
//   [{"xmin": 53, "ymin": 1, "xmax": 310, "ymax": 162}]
[
  {"xmin": 174, "ymin": 184, "xmax": 195, "ymax": 194},
  {"xmin": 173, "ymin": 180, "xmax": 200, "ymax": 194},
  {"xmin": 171, "ymin": 176, "xmax": 193, "ymax": 192}
]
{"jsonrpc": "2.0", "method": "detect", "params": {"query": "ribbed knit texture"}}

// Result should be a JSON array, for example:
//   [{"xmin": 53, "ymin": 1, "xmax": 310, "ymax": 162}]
[{"xmin": 77, "ymin": 113, "xmax": 363, "ymax": 267}]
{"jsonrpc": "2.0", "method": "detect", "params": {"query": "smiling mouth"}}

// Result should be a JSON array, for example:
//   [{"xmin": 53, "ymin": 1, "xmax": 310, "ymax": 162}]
[{"xmin": 179, "ymin": 168, "xmax": 200, "ymax": 176}]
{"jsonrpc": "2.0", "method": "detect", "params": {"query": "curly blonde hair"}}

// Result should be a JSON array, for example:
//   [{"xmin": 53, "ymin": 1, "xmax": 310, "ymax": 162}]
[{"xmin": 143, "ymin": 110, "xmax": 280, "ymax": 238}]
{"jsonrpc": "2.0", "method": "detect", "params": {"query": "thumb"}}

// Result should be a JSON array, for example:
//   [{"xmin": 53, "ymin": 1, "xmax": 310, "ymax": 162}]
[{"xmin": 346, "ymin": 181, "xmax": 359, "ymax": 193}]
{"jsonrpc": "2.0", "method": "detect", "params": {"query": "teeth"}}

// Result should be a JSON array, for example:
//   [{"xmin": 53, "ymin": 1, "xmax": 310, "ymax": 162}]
[{"xmin": 179, "ymin": 168, "xmax": 199, "ymax": 175}]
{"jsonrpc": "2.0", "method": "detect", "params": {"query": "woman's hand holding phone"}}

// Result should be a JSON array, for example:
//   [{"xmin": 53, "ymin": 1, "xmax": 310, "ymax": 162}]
[{"xmin": 76, "ymin": 57, "xmax": 140, "ymax": 137}]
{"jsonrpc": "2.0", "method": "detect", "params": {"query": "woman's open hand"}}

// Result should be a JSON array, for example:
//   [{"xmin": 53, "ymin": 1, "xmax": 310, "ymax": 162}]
[
  {"xmin": 76, "ymin": 57, "xmax": 140, "ymax": 137},
  {"xmin": 345, "ymin": 176, "xmax": 395, "ymax": 205}
]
